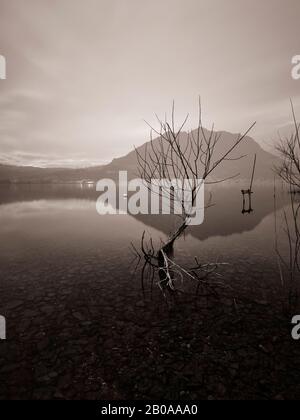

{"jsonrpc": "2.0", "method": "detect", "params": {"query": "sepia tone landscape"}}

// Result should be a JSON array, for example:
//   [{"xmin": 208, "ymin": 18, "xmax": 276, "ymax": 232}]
[{"xmin": 0, "ymin": 0, "xmax": 300, "ymax": 401}]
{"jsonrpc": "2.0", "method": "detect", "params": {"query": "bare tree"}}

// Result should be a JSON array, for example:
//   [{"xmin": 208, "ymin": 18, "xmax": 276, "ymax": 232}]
[
  {"xmin": 274, "ymin": 182, "xmax": 300, "ymax": 312},
  {"xmin": 275, "ymin": 102, "xmax": 300, "ymax": 192},
  {"xmin": 132, "ymin": 101, "xmax": 255, "ymax": 298},
  {"xmin": 273, "ymin": 103, "xmax": 300, "ymax": 312}
]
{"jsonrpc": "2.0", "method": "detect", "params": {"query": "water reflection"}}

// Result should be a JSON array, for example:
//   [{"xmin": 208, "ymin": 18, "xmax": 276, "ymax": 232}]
[
  {"xmin": 0, "ymin": 183, "xmax": 291, "ymax": 241},
  {"xmin": 0, "ymin": 183, "xmax": 298, "ymax": 313},
  {"xmin": 134, "ymin": 184, "xmax": 291, "ymax": 241}
]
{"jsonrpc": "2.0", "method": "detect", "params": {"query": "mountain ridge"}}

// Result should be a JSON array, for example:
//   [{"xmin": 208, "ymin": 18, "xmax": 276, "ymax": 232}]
[{"xmin": 0, "ymin": 128, "xmax": 280, "ymax": 184}]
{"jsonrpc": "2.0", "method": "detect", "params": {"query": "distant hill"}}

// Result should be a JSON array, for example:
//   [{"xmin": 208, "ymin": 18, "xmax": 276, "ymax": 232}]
[
  {"xmin": 0, "ymin": 128, "xmax": 280, "ymax": 184},
  {"xmin": 0, "ymin": 163, "xmax": 104, "ymax": 184}
]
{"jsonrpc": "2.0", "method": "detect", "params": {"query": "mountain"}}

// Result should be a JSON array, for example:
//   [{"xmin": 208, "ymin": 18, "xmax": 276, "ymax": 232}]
[
  {"xmin": 0, "ymin": 128, "xmax": 280, "ymax": 184},
  {"xmin": 106, "ymin": 128, "xmax": 280, "ymax": 183}
]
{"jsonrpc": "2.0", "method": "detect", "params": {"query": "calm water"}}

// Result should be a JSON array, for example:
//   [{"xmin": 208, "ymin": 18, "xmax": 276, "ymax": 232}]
[{"xmin": 0, "ymin": 183, "xmax": 294, "ymax": 290}]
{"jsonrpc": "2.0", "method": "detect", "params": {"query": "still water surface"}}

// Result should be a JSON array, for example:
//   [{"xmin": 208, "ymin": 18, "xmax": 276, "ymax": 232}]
[{"xmin": 0, "ymin": 183, "xmax": 294, "ymax": 289}]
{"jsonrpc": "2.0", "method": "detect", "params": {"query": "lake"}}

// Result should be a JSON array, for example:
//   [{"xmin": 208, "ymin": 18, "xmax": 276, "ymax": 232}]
[{"xmin": 0, "ymin": 183, "xmax": 299, "ymax": 400}]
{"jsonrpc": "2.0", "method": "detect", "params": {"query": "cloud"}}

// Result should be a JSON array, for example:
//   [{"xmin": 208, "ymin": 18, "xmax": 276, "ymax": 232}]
[
  {"xmin": 0, "ymin": 150, "xmax": 106, "ymax": 168},
  {"xmin": 0, "ymin": 0, "xmax": 300, "ymax": 167}
]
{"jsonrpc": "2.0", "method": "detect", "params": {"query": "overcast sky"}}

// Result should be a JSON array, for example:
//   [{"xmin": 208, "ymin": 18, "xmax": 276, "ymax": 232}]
[{"xmin": 0, "ymin": 0, "xmax": 300, "ymax": 167}]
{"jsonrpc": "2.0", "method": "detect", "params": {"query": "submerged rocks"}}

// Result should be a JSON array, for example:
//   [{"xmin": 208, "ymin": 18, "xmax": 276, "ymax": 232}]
[{"xmin": 0, "ymin": 250, "xmax": 299, "ymax": 400}]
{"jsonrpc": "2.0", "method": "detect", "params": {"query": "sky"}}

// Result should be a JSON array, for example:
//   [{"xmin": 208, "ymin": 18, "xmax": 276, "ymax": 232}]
[{"xmin": 0, "ymin": 0, "xmax": 300, "ymax": 168}]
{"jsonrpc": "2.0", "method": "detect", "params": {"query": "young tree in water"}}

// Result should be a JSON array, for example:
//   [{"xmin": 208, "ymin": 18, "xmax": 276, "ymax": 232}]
[{"xmin": 132, "ymin": 100, "xmax": 255, "ymax": 298}]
